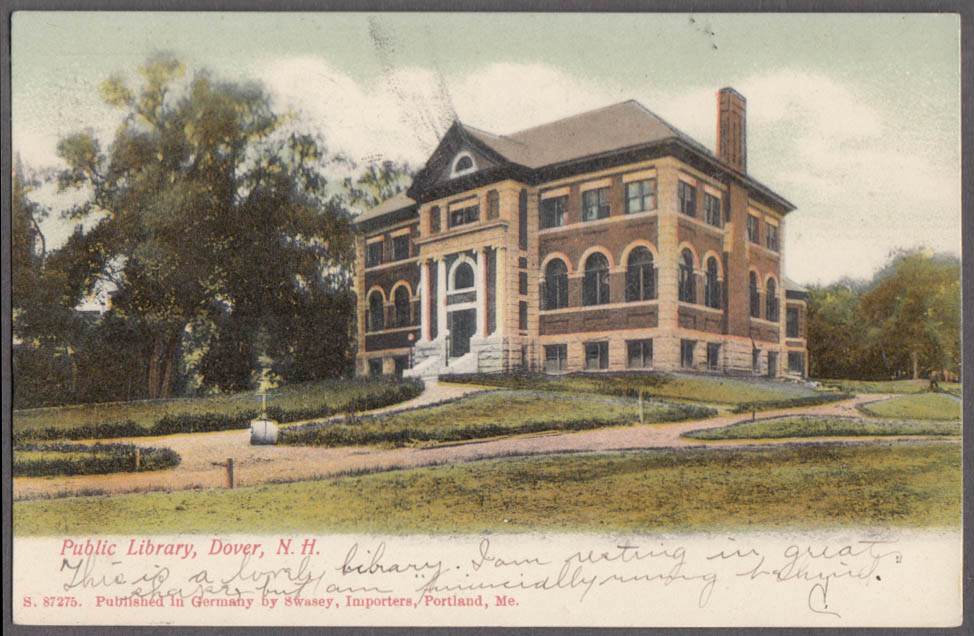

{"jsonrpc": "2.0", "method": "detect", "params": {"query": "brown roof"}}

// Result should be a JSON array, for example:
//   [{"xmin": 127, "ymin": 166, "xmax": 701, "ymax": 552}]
[
  {"xmin": 373, "ymin": 98, "xmax": 794, "ymax": 224},
  {"xmin": 354, "ymin": 190, "xmax": 416, "ymax": 224},
  {"xmin": 463, "ymin": 100, "xmax": 708, "ymax": 169},
  {"xmin": 461, "ymin": 99, "xmax": 792, "ymax": 212}
]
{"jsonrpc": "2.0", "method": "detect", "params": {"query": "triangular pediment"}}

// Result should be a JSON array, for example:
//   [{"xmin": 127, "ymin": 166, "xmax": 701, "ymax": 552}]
[{"xmin": 409, "ymin": 122, "xmax": 512, "ymax": 197}]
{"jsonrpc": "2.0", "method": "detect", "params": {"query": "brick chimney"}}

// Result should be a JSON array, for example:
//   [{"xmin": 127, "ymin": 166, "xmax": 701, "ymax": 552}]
[{"xmin": 717, "ymin": 87, "xmax": 746, "ymax": 172}]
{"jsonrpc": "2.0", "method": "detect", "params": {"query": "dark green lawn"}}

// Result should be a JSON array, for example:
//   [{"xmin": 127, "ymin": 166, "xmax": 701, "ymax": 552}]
[
  {"xmin": 15, "ymin": 441, "xmax": 960, "ymax": 535},
  {"xmin": 859, "ymin": 392, "xmax": 961, "ymax": 421},
  {"xmin": 13, "ymin": 377, "xmax": 421, "ymax": 440},
  {"xmin": 280, "ymin": 390, "xmax": 714, "ymax": 447},
  {"xmin": 684, "ymin": 416, "xmax": 961, "ymax": 440},
  {"xmin": 442, "ymin": 371, "xmax": 824, "ymax": 405}
]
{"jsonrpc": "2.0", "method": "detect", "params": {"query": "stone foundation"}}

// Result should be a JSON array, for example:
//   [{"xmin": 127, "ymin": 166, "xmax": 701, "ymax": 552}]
[{"xmin": 371, "ymin": 330, "xmax": 797, "ymax": 380}]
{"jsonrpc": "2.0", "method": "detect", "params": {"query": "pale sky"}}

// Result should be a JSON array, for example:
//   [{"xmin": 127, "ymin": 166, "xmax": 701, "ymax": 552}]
[{"xmin": 11, "ymin": 12, "xmax": 961, "ymax": 286}]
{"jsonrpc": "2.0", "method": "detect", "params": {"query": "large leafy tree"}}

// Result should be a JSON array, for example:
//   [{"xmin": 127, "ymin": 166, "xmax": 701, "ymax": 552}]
[
  {"xmin": 806, "ymin": 284, "xmax": 868, "ymax": 379},
  {"xmin": 12, "ymin": 158, "xmax": 86, "ymax": 364},
  {"xmin": 12, "ymin": 157, "xmax": 105, "ymax": 406},
  {"xmin": 11, "ymin": 155, "xmax": 48, "ymax": 328},
  {"xmin": 56, "ymin": 56, "xmax": 354, "ymax": 398},
  {"xmin": 860, "ymin": 250, "xmax": 960, "ymax": 379},
  {"xmin": 806, "ymin": 249, "xmax": 960, "ymax": 380},
  {"xmin": 343, "ymin": 159, "xmax": 413, "ymax": 210}
]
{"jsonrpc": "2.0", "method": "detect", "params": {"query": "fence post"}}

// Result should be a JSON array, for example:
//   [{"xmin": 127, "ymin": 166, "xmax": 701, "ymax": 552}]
[
  {"xmin": 639, "ymin": 391, "xmax": 645, "ymax": 425},
  {"xmin": 134, "ymin": 447, "xmax": 141, "ymax": 472},
  {"xmin": 227, "ymin": 458, "xmax": 235, "ymax": 489}
]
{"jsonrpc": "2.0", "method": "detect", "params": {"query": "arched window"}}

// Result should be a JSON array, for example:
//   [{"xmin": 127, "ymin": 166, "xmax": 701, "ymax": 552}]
[
  {"xmin": 453, "ymin": 262, "xmax": 474, "ymax": 290},
  {"xmin": 705, "ymin": 257, "xmax": 721, "ymax": 309},
  {"xmin": 749, "ymin": 271, "xmax": 760, "ymax": 318},
  {"xmin": 766, "ymin": 278, "xmax": 779, "ymax": 322},
  {"xmin": 582, "ymin": 253, "xmax": 610, "ymax": 306},
  {"xmin": 625, "ymin": 247, "xmax": 656, "ymax": 301},
  {"xmin": 678, "ymin": 249, "xmax": 695, "ymax": 303},
  {"xmin": 394, "ymin": 287, "xmax": 411, "ymax": 328},
  {"xmin": 544, "ymin": 259, "xmax": 569, "ymax": 309},
  {"xmin": 368, "ymin": 291, "xmax": 384, "ymax": 332},
  {"xmin": 451, "ymin": 153, "xmax": 476, "ymax": 177}
]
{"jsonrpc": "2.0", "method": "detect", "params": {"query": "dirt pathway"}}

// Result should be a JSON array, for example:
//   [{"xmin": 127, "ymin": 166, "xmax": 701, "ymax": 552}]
[{"xmin": 13, "ymin": 392, "xmax": 912, "ymax": 500}]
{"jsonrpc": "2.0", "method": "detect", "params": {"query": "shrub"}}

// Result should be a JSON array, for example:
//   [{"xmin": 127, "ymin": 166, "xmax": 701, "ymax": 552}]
[
  {"xmin": 731, "ymin": 393, "xmax": 852, "ymax": 413},
  {"xmin": 684, "ymin": 415, "xmax": 961, "ymax": 440},
  {"xmin": 13, "ymin": 442, "xmax": 181, "ymax": 477},
  {"xmin": 441, "ymin": 372, "xmax": 823, "ymax": 405},
  {"xmin": 12, "ymin": 380, "xmax": 424, "ymax": 443},
  {"xmin": 440, "ymin": 372, "xmax": 669, "ymax": 396},
  {"xmin": 280, "ymin": 395, "xmax": 716, "ymax": 448},
  {"xmin": 12, "ymin": 420, "xmax": 146, "ymax": 445},
  {"xmin": 280, "ymin": 416, "xmax": 622, "ymax": 447}
]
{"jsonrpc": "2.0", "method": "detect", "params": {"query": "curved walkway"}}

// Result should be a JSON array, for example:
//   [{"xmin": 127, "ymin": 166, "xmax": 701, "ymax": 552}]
[
  {"xmin": 13, "ymin": 392, "xmax": 921, "ymax": 500},
  {"xmin": 292, "ymin": 380, "xmax": 491, "ymax": 425}
]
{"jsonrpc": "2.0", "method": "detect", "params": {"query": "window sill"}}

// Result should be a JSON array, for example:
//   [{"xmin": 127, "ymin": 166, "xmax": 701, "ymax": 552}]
[
  {"xmin": 364, "ymin": 326, "xmax": 420, "ymax": 336},
  {"xmin": 678, "ymin": 215, "xmax": 726, "ymax": 236},
  {"xmin": 624, "ymin": 207, "xmax": 658, "ymax": 216},
  {"xmin": 415, "ymin": 219, "xmax": 508, "ymax": 245},
  {"xmin": 538, "ymin": 210, "xmax": 658, "ymax": 236},
  {"xmin": 540, "ymin": 300, "xmax": 658, "ymax": 315},
  {"xmin": 678, "ymin": 302, "xmax": 724, "ymax": 315},
  {"xmin": 364, "ymin": 257, "xmax": 418, "ymax": 272},
  {"xmin": 747, "ymin": 242, "xmax": 781, "ymax": 258}
]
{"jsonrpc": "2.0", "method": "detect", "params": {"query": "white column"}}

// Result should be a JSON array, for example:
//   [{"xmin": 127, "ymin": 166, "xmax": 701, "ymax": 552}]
[
  {"xmin": 476, "ymin": 247, "xmax": 487, "ymax": 339},
  {"xmin": 436, "ymin": 257, "xmax": 447, "ymax": 341},
  {"xmin": 495, "ymin": 246, "xmax": 506, "ymax": 337},
  {"xmin": 419, "ymin": 260, "xmax": 430, "ymax": 342}
]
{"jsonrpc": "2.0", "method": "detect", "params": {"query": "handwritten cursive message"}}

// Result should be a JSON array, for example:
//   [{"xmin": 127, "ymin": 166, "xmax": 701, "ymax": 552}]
[{"xmin": 12, "ymin": 532, "xmax": 958, "ymax": 627}]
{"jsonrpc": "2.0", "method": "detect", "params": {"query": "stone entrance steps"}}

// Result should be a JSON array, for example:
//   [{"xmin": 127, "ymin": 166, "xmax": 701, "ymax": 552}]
[
  {"xmin": 404, "ymin": 349, "xmax": 479, "ymax": 380},
  {"xmin": 405, "ymin": 354, "xmax": 442, "ymax": 380}
]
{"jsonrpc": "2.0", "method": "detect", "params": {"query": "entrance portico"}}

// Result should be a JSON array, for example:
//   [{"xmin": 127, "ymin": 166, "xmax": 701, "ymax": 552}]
[{"xmin": 412, "ymin": 244, "xmax": 508, "ymax": 375}]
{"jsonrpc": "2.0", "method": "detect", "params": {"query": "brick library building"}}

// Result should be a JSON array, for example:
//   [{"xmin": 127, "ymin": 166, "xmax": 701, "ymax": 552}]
[{"xmin": 353, "ymin": 88, "xmax": 809, "ymax": 380}]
